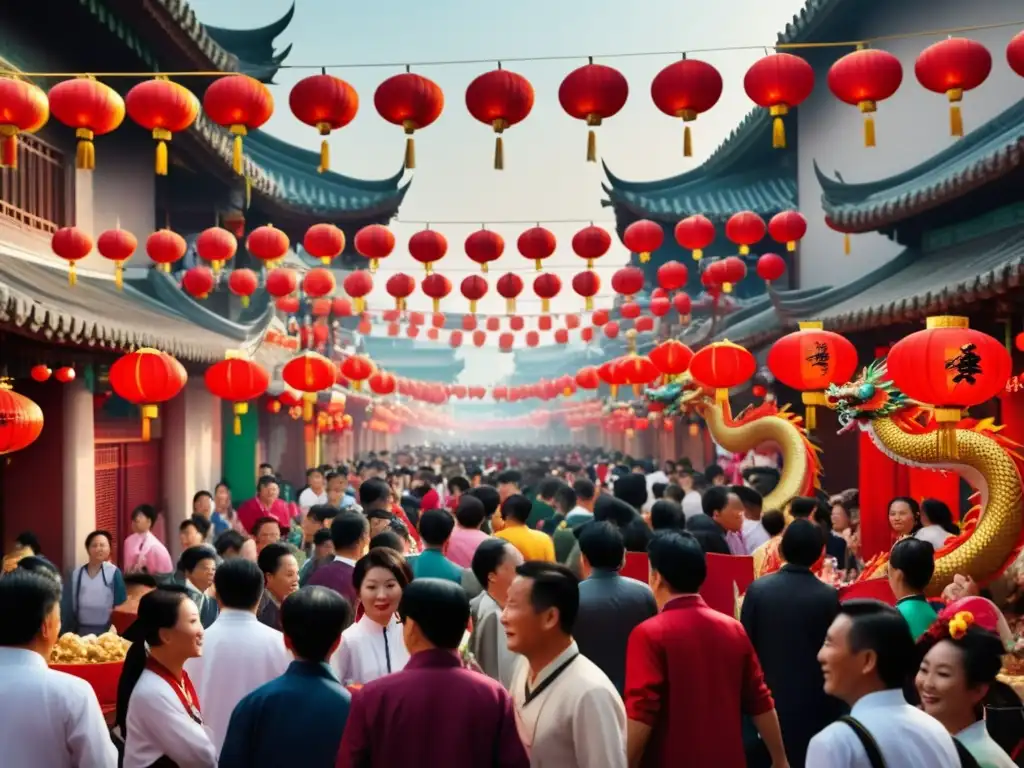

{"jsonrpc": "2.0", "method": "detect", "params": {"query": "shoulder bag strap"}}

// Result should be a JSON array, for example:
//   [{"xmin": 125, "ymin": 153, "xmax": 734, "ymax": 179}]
[
  {"xmin": 839, "ymin": 715, "xmax": 887, "ymax": 768},
  {"xmin": 952, "ymin": 738, "xmax": 981, "ymax": 768}
]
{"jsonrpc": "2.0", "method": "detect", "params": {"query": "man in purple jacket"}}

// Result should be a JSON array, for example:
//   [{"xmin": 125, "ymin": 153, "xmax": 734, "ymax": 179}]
[
  {"xmin": 307, "ymin": 511, "xmax": 369, "ymax": 608},
  {"xmin": 335, "ymin": 578, "xmax": 529, "ymax": 768}
]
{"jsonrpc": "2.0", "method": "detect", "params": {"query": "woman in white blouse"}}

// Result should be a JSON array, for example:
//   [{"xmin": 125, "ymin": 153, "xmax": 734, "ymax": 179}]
[
  {"xmin": 331, "ymin": 547, "xmax": 412, "ymax": 685},
  {"xmin": 116, "ymin": 586, "xmax": 216, "ymax": 768},
  {"xmin": 915, "ymin": 498, "xmax": 960, "ymax": 552}
]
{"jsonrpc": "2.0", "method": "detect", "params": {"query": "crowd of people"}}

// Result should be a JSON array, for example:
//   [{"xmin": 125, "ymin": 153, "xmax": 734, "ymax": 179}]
[{"xmin": 0, "ymin": 444, "xmax": 1021, "ymax": 767}]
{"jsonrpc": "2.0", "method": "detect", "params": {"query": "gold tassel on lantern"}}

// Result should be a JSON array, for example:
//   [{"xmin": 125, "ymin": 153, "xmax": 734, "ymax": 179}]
[
  {"xmin": 230, "ymin": 125, "xmax": 247, "ymax": 174},
  {"xmin": 114, "ymin": 261, "xmax": 123, "ymax": 290},
  {"xmin": 934, "ymin": 407, "xmax": 961, "ymax": 459},
  {"xmin": 769, "ymin": 105, "xmax": 788, "ymax": 149},
  {"xmin": 541, "ymin": 299, "xmax": 550, "ymax": 313},
  {"xmin": 802, "ymin": 391, "xmax": 826, "ymax": 432},
  {"xmin": 586, "ymin": 113, "xmax": 602, "ymax": 162},
  {"xmin": 692, "ymin": 248, "xmax": 703, "ymax": 261},
  {"xmin": 843, "ymin": 233, "xmax": 851, "ymax": 255},
  {"xmin": 639, "ymin": 251, "xmax": 651, "ymax": 264},
  {"xmin": 424, "ymin": 262, "xmax": 433, "ymax": 275},
  {"xmin": 683, "ymin": 125, "xmax": 693, "ymax": 158},
  {"xmin": 947, "ymin": 89, "xmax": 964, "ymax": 137},
  {"xmin": 75, "ymin": 128, "xmax": 96, "ymax": 170},
  {"xmin": 403, "ymin": 119, "xmax": 417, "ymax": 170},
  {"xmin": 232, "ymin": 402, "xmax": 248, "ymax": 435},
  {"xmin": 302, "ymin": 392, "xmax": 315, "ymax": 422},
  {"xmin": 688, "ymin": 423, "xmax": 699, "ymax": 437},
  {"xmin": 0, "ymin": 126, "xmax": 18, "ymax": 168},
  {"xmin": 492, "ymin": 118, "xmax": 508, "ymax": 170},
  {"xmin": 860, "ymin": 101, "xmax": 877, "ymax": 148},
  {"xmin": 432, "ymin": 298, "xmax": 440, "ymax": 312},
  {"xmin": 714, "ymin": 388, "xmax": 729, "ymax": 403},
  {"xmin": 723, "ymin": 282, "xmax": 733, "ymax": 293},
  {"xmin": 240, "ymin": 295, "xmax": 250, "ymax": 308},
  {"xmin": 370, "ymin": 258, "xmax": 379, "ymax": 273},
  {"xmin": 153, "ymin": 128, "xmax": 171, "ymax": 175},
  {"xmin": 140, "ymin": 404, "xmax": 158, "ymax": 441},
  {"xmin": 506, "ymin": 298, "xmax": 516, "ymax": 314},
  {"xmin": 316, "ymin": 121, "xmax": 332, "ymax": 173},
  {"xmin": 610, "ymin": 385, "xmax": 618, "ymax": 399},
  {"xmin": 354, "ymin": 297, "xmax": 365, "ymax": 314},
  {"xmin": 585, "ymin": 296, "xmax": 594, "ymax": 311},
  {"xmin": 67, "ymin": 263, "xmax": 78, "ymax": 287},
  {"xmin": 469, "ymin": 300, "xmax": 477, "ymax": 313}
]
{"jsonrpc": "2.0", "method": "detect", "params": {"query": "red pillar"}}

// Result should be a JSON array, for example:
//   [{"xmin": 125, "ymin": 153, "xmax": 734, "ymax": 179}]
[{"xmin": 858, "ymin": 431, "xmax": 910, "ymax": 560}]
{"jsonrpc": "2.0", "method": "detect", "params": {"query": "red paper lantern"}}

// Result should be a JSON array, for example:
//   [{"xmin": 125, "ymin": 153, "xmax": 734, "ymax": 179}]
[
  {"xmin": 581, "ymin": 327, "xmax": 594, "ymax": 342},
  {"xmin": 303, "ymin": 267, "xmax": 336, "ymax": 299},
  {"xmin": 303, "ymin": 223, "xmax": 345, "ymax": 267},
  {"xmin": 565, "ymin": 314, "xmax": 581, "ymax": 330},
  {"xmin": 465, "ymin": 68, "xmax": 535, "ymax": 169},
  {"xmin": 756, "ymin": 253, "xmax": 787, "ymax": 283},
  {"xmin": 30, "ymin": 365, "xmax": 51, "ymax": 383},
  {"xmin": 768, "ymin": 322, "xmax": 858, "ymax": 430},
  {"xmin": 0, "ymin": 383, "xmax": 44, "ymax": 454},
  {"xmin": 354, "ymin": 224, "xmax": 395, "ymax": 273},
  {"xmin": 496, "ymin": 273, "xmax": 524, "ymax": 314},
  {"xmin": 228, "ymin": 268, "xmax": 258, "ymax": 307},
  {"xmin": 576, "ymin": 366, "xmax": 601, "ymax": 389},
  {"xmin": 650, "ymin": 59, "xmax": 724, "ymax": 157},
  {"xmin": 689, "ymin": 341, "xmax": 756, "ymax": 401},
  {"xmin": 409, "ymin": 229, "xmax": 447, "ymax": 274},
  {"xmin": 407, "ymin": 324, "xmax": 420, "ymax": 339},
  {"xmin": 182, "ymin": 266, "xmax": 215, "ymax": 300},
  {"xmin": 554, "ymin": 328, "xmax": 569, "ymax": 344},
  {"xmin": 885, "ymin": 316, "xmax": 1010, "ymax": 456},
  {"xmin": 289, "ymin": 73, "xmax": 358, "ymax": 173},
  {"xmin": 48, "ymin": 77, "xmax": 125, "ymax": 169},
  {"xmin": 427, "ymin": 327, "xmax": 440, "ymax": 341},
  {"xmin": 448, "ymin": 330, "xmax": 464, "ymax": 348},
  {"xmin": 571, "ymin": 225, "xmax": 611, "ymax": 269},
  {"xmin": 465, "ymin": 229, "xmax": 504, "ymax": 273},
  {"xmin": 246, "ymin": 225, "xmax": 289, "ymax": 266},
  {"xmin": 386, "ymin": 272, "xmax": 416, "ymax": 311},
  {"xmin": 374, "ymin": 71, "xmax": 444, "ymax": 169},
  {"xmin": 674, "ymin": 215, "xmax": 715, "ymax": 261},
  {"xmin": 205, "ymin": 358, "xmax": 270, "ymax": 434},
  {"xmin": 54, "ymin": 366, "xmax": 75, "ymax": 383},
  {"xmin": 1009, "ymin": 31, "xmax": 1024, "ymax": 78},
  {"xmin": 725, "ymin": 212, "xmax": 766, "ymax": 255},
  {"xmin": 276, "ymin": 296, "xmax": 300, "ymax": 314},
  {"xmin": 310, "ymin": 299, "xmax": 331, "ymax": 318},
  {"xmin": 533, "ymin": 273, "xmax": 562, "ymax": 313},
  {"xmin": 657, "ymin": 260, "xmax": 688, "ymax": 291},
  {"xmin": 51, "ymin": 227, "xmax": 93, "ymax": 286},
  {"xmin": 518, "ymin": 226, "xmax": 556, "ymax": 271},
  {"xmin": 0, "ymin": 77, "xmax": 49, "ymax": 169},
  {"xmin": 672, "ymin": 292, "xmax": 692, "ymax": 319},
  {"xmin": 592, "ymin": 309, "xmax": 610, "ymax": 326},
  {"xmin": 369, "ymin": 370, "xmax": 397, "ymax": 396},
  {"xmin": 146, "ymin": 229, "xmax": 187, "ymax": 274},
  {"xmin": 265, "ymin": 268, "xmax": 298, "ymax": 298},
  {"xmin": 472, "ymin": 330, "xmax": 486, "ymax": 348},
  {"xmin": 510, "ymin": 316, "xmax": 525, "ymax": 332},
  {"xmin": 431, "ymin": 312, "xmax": 446, "ymax": 329},
  {"xmin": 421, "ymin": 274, "xmax": 452, "ymax": 312},
  {"xmin": 486, "ymin": 317, "xmax": 501, "ymax": 332},
  {"xmin": 461, "ymin": 315, "xmax": 477, "ymax": 331},
  {"xmin": 125, "ymin": 78, "xmax": 200, "ymax": 175},
  {"xmin": 108, "ymin": 348, "xmax": 187, "ymax": 440},
  {"xmin": 283, "ymin": 352, "xmax": 338, "ymax": 419},
  {"xmin": 604, "ymin": 321, "xmax": 620, "ymax": 340},
  {"xmin": 743, "ymin": 53, "xmax": 814, "ymax": 149},
  {"xmin": 611, "ymin": 267, "xmax": 645, "ymax": 299},
  {"xmin": 194, "ymin": 227, "xmax": 237, "ymax": 273},
  {"xmin": 634, "ymin": 316, "xmax": 655, "ymax": 334},
  {"xmin": 96, "ymin": 228, "xmax": 137, "ymax": 290},
  {"xmin": 342, "ymin": 270, "xmax": 373, "ymax": 313},
  {"xmin": 719, "ymin": 256, "xmax": 747, "ymax": 293},
  {"xmin": 768, "ymin": 211, "xmax": 807, "ymax": 252},
  {"xmin": 623, "ymin": 220, "xmax": 664, "ymax": 265},
  {"xmin": 460, "ymin": 275, "xmax": 488, "ymax": 313},
  {"xmin": 572, "ymin": 271, "xmax": 601, "ymax": 311},
  {"xmin": 332, "ymin": 297, "xmax": 353, "ymax": 317},
  {"xmin": 525, "ymin": 331, "xmax": 540, "ymax": 348},
  {"xmin": 827, "ymin": 48, "xmax": 903, "ymax": 147},
  {"xmin": 203, "ymin": 75, "xmax": 274, "ymax": 174},
  {"xmin": 915, "ymin": 38, "xmax": 992, "ymax": 137},
  {"xmin": 499, "ymin": 332, "xmax": 515, "ymax": 351},
  {"xmin": 650, "ymin": 296, "xmax": 671, "ymax": 317},
  {"xmin": 558, "ymin": 60, "xmax": 629, "ymax": 162},
  {"xmin": 620, "ymin": 301, "xmax": 642, "ymax": 320},
  {"xmin": 650, "ymin": 340, "xmax": 695, "ymax": 376}
]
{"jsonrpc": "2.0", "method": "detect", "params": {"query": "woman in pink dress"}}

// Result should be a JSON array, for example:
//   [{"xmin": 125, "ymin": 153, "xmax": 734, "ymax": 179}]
[{"xmin": 122, "ymin": 505, "xmax": 173, "ymax": 576}]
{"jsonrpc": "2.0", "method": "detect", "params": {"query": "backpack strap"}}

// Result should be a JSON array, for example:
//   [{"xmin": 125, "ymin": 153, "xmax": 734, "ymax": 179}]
[
  {"xmin": 952, "ymin": 738, "xmax": 981, "ymax": 768},
  {"xmin": 839, "ymin": 715, "xmax": 887, "ymax": 768}
]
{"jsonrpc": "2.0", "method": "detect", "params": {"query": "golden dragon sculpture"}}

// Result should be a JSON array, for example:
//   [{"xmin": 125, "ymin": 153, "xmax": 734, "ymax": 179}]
[{"xmin": 826, "ymin": 359, "xmax": 1024, "ymax": 596}]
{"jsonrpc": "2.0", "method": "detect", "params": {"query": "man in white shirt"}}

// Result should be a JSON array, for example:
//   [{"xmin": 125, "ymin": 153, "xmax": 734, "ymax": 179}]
[
  {"xmin": 806, "ymin": 600, "xmax": 960, "ymax": 767},
  {"xmin": 0, "ymin": 570, "xmax": 117, "ymax": 768},
  {"xmin": 298, "ymin": 467, "xmax": 328, "ymax": 512},
  {"xmin": 733, "ymin": 485, "xmax": 770, "ymax": 553},
  {"xmin": 185, "ymin": 558, "xmax": 291, "ymax": 754}
]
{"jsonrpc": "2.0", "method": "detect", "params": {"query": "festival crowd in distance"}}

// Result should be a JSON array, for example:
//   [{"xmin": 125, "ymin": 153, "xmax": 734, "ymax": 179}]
[{"xmin": 1, "ymin": 444, "xmax": 1022, "ymax": 767}]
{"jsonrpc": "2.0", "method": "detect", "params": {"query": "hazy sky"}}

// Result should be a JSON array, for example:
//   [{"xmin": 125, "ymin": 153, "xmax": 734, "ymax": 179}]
[{"xmin": 189, "ymin": 0, "xmax": 810, "ymax": 383}]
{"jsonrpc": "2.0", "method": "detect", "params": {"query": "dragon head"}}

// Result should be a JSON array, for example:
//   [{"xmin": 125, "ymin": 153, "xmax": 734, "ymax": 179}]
[
  {"xmin": 825, "ymin": 358, "xmax": 910, "ymax": 433},
  {"xmin": 645, "ymin": 373, "xmax": 707, "ymax": 416}
]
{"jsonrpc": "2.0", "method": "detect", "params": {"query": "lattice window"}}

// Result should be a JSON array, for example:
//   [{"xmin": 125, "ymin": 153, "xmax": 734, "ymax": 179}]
[
  {"xmin": 0, "ymin": 134, "xmax": 72, "ymax": 235},
  {"xmin": 124, "ymin": 442, "xmax": 164, "ymax": 545},
  {"xmin": 94, "ymin": 446, "xmax": 121, "ymax": 564}
]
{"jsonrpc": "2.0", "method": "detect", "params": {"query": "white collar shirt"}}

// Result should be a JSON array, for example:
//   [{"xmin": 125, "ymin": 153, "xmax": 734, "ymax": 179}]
[
  {"xmin": 333, "ymin": 555, "xmax": 358, "ymax": 567},
  {"xmin": 123, "ymin": 668, "xmax": 217, "ymax": 768},
  {"xmin": 0, "ymin": 647, "xmax": 117, "ymax": 768},
  {"xmin": 329, "ymin": 613, "xmax": 409, "ymax": 685},
  {"xmin": 742, "ymin": 518, "xmax": 770, "ymax": 552}
]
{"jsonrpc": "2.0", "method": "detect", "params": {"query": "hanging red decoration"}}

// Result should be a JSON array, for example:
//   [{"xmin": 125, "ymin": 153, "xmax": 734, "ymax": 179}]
[
  {"xmin": 303, "ymin": 223, "xmax": 345, "ymax": 267},
  {"xmin": 30, "ymin": 365, "xmax": 51, "ymax": 383},
  {"xmin": 914, "ymin": 38, "xmax": 992, "ymax": 138},
  {"xmin": 743, "ymin": 53, "xmax": 814, "ymax": 149},
  {"xmin": 592, "ymin": 308, "xmax": 610, "ymax": 326},
  {"xmin": 48, "ymin": 76, "xmax": 125, "ymax": 169},
  {"xmin": 108, "ymin": 348, "xmax": 187, "ymax": 440},
  {"xmin": 581, "ymin": 327, "xmax": 594, "ymax": 343},
  {"xmin": 126, "ymin": 78, "xmax": 200, "ymax": 175},
  {"xmin": 289, "ymin": 73, "xmax": 358, "ymax": 173},
  {"xmin": 499, "ymin": 333, "xmax": 515, "ymax": 351},
  {"xmin": 310, "ymin": 299, "xmax": 331, "ymax": 318},
  {"xmin": 496, "ymin": 272, "xmax": 524, "ymax": 314},
  {"xmin": 756, "ymin": 253, "xmax": 787, "ymax": 283},
  {"xmin": 246, "ymin": 224, "xmax": 289, "ymax": 267},
  {"xmin": 885, "ymin": 316, "xmax": 1010, "ymax": 458},
  {"xmin": 486, "ymin": 317, "xmax": 501, "ymax": 332},
  {"xmin": 96, "ymin": 228, "xmax": 137, "ymax": 290},
  {"xmin": 634, "ymin": 316, "xmax": 655, "ymax": 334},
  {"xmin": 461, "ymin": 315, "xmax": 477, "ymax": 332},
  {"xmin": 195, "ymin": 227, "xmax": 237, "ymax": 273},
  {"xmin": 565, "ymin": 314, "xmax": 581, "ymax": 330},
  {"xmin": 689, "ymin": 341, "xmax": 757, "ymax": 402},
  {"xmin": 571, "ymin": 225, "xmax": 611, "ymax": 269},
  {"xmin": 533, "ymin": 273, "xmax": 562, "ymax": 313},
  {"xmin": 465, "ymin": 229, "xmax": 504, "ymax": 274},
  {"xmin": 146, "ymin": 229, "xmax": 187, "ymax": 274},
  {"xmin": 342, "ymin": 270, "xmax": 373, "ymax": 313},
  {"xmin": 182, "ymin": 266, "xmax": 215, "ymax": 300},
  {"xmin": 575, "ymin": 367, "xmax": 600, "ymax": 389},
  {"xmin": 332, "ymin": 297, "xmax": 353, "ymax": 317},
  {"xmin": 465, "ymin": 67, "xmax": 535, "ymax": 169},
  {"xmin": 202, "ymin": 75, "xmax": 274, "ymax": 174},
  {"xmin": 421, "ymin": 273, "xmax": 452, "ymax": 312},
  {"xmin": 674, "ymin": 215, "xmax": 715, "ymax": 261},
  {"xmin": 517, "ymin": 226, "xmax": 557, "ymax": 271},
  {"xmin": 604, "ymin": 321, "xmax": 620, "ymax": 340},
  {"xmin": 407, "ymin": 325, "xmax": 420, "ymax": 339},
  {"xmin": 537, "ymin": 316, "xmax": 553, "ymax": 332},
  {"xmin": 611, "ymin": 266, "xmax": 645, "ymax": 300},
  {"xmin": 51, "ymin": 226, "xmax": 93, "ymax": 286},
  {"xmin": 265, "ymin": 268, "xmax": 298, "ymax": 298},
  {"xmin": 409, "ymin": 229, "xmax": 447, "ymax": 274},
  {"xmin": 353, "ymin": 224, "xmax": 395, "ymax": 273},
  {"xmin": 525, "ymin": 331, "xmax": 540, "ymax": 348},
  {"xmin": 650, "ymin": 340, "xmax": 695, "ymax": 377},
  {"xmin": 385, "ymin": 272, "xmax": 416, "ymax": 311},
  {"xmin": 205, "ymin": 357, "xmax": 270, "ymax": 435},
  {"xmin": 0, "ymin": 77, "xmax": 49, "ymax": 169},
  {"xmin": 672, "ymin": 292, "xmax": 692, "ymax": 319},
  {"xmin": 554, "ymin": 328, "xmax": 569, "ymax": 344},
  {"xmin": 427, "ymin": 327, "xmax": 440, "ymax": 341},
  {"xmin": 303, "ymin": 267, "xmax": 336, "ymax": 299},
  {"xmin": 725, "ymin": 211, "xmax": 766, "ymax": 255},
  {"xmin": 657, "ymin": 260, "xmax": 689, "ymax": 292},
  {"xmin": 768, "ymin": 211, "xmax": 807, "ymax": 252},
  {"xmin": 387, "ymin": 323, "xmax": 400, "ymax": 337},
  {"xmin": 460, "ymin": 275, "xmax": 488, "ymax": 313},
  {"xmin": 374, "ymin": 70, "xmax": 444, "ymax": 170},
  {"xmin": 472, "ymin": 330, "xmax": 486, "ymax": 347},
  {"xmin": 1009, "ymin": 31, "xmax": 1024, "ymax": 77},
  {"xmin": 623, "ymin": 219, "xmax": 664, "ymax": 265},
  {"xmin": 368, "ymin": 370, "xmax": 398, "ymax": 396},
  {"xmin": 719, "ymin": 256, "xmax": 747, "ymax": 293},
  {"xmin": 572, "ymin": 271, "xmax": 600, "ymax": 311},
  {"xmin": 620, "ymin": 301, "xmax": 642, "ymax": 320},
  {"xmin": 276, "ymin": 296, "xmax": 300, "ymax": 314},
  {"xmin": 650, "ymin": 58, "xmax": 724, "ymax": 157},
  {"xmin": 0, "ymin": 381, "xmax": 44, "ymax": 454},
  {"xmin": 650, "ymin": 296, "xmax": 671, "ymax": 317},
  {"xmin": 558, "ymin": 59, "xmax": 629, "ymax": 162},
  {"xmin": 826, "ymin": 47, "xmax": 903, "ymax": 147},
  {"xmin": 54, "ymin": 367, "xmax": 76, "ymax": 383},
  {"xmin": 283, "ymin": 352, "xmax": 338, "ymax": 420},
  {"xmin": 227, "ymin": 268, "xmax": 258, "ymax": 307}
]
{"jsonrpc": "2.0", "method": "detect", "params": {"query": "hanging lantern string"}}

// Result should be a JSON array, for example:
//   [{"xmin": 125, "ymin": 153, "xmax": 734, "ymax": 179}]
[
  {"xmin": 395, "ymin": 218, "xmax": 615, "ymax": 226},
  {"xmin": 3, "ymin": 20, "xmax": 1020, "ymax": 78}
]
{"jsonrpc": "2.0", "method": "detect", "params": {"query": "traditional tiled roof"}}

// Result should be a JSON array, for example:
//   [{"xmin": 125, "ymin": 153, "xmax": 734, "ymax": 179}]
[
  {"xmin": 204, "ymin": 3, "xmax": 295, "ymax": 82},
  {"xmin": 816, "ymin": 99, "xmax": 1024, "ymax": 233},
  {"xmin": 362, "ymin": 337, "xmax": 465, "ymax": 380}
]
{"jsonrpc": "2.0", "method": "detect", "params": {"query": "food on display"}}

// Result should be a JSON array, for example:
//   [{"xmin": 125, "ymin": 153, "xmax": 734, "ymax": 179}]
[{"xmin": 50, "ymin": 631, "xmax": 131, "ymax": 664}]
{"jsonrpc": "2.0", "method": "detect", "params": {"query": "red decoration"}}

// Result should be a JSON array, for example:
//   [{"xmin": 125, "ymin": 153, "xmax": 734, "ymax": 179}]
[
  {"xmin": 354, "ymin": 224, "xmax": 395, "ymax": 273},
  {"xmin": 554, "ymin": 328, "xmax": 569, "ymax": 344},
  {"xmin": 202, "ymin": 75, "xmax": 274, "ymax": 174},
  {"xmin": 283, "ymin": 352, "xmax": 338, "ymax": 419},
  {"xmin": 914, "ymin": 38, "xmax": 992, "ymax": 137},
  {"xmin": 486, "ymin": 317, "xmax": 501, "ymax": 332},
  {"xmin": 368, "ymin": 370, "xmax": 397, "ymax": 396},
  {"xmin": 460, "ymin": 275, "xmax": 488, "ymax": 313},
  {"xmin": 205, "ymin": 358, "xmax": 270, "ymax": 435},
  {"xmin": 289, "ymin": 73, "xmax": 358, "ymax": 173},
  {"xmin": 195, "ymin": 227, "xmax": 237, "ymax": 273},
  {"xmin": 182, "ymin": 266, "xmax": 215, "ymax": 300},
  {"xmin": 30, "ymin": 365, "xmax": 51, "ymax": 383},
  {"xmin": 0, "ymin": 78, "xmax": 48, "ymax": 169},
  {"xmin": 719, "ymin": 256, "xmax": 747, "ymax": 293},
  {"xmin": 674, "ymin": 215, "xmax": 715, "ymax": 261},
  {"xmin": 565, "ymin": 314, "xmax": 581, "ymax": 330},
  {"xmin": 1016, "ymin": 332, "xmax": 1024, "ymax": 353},
  {"xmin": 743, "ymin": 53, "xmax": 814, "ymax": 149},
  {"xmin": 620, "ymin": 301, "xmax": 642, "ymax": 320},
  {"xmin": 146, "ymin": 229, "xmax": 187, "ymax": 274},
  {"xmin": 650, "ymin": 59, "xmax": 724, "ymax": 157},
  {"xmin": 572, "ymin": 271, "xmax": 600, "ymax": 311},
  {"xmin": 611, "ymin": 266, "xmax": 645, "ymax": 299},
  {"xmin": 576, "ymin": 367, "xmax": 600, "ymax": 389},
  {"xmin": 827, "ymin": 48, "xmax": 903, "ymax": 147},
  {"xmin": 571, "ymin": 225, "xmax": 611, "ymax": 269},
  {"xmin": 533, "ymin": 273, "xmax": 562, "ymax": 313},
  {"xmin": 276, "ymin": 296, "xmax": 300, "ymax": 314},
  {"xmin": 604, "ymin": 321, "xmax": 620, "ymax": 340},
  {"xmin": 374, "ymin": 71, "xmax": 444, "ymax": 169},
  {"xmin": 51, "ymin": 227, "xmax": 93, "ymax": 286},
  {"xmin": 227, "ymin": 269, "xmax": 258, "ymax": 307},
  {"xmin": 768, "ymin": 322, "xmax": 858, "ymax": 430},
  {"xmin": 421, "ymin": 273, "xmax": 453, "ymax": 312},
  {"xmin": 465, "ymin": 229, "xmax": 504, "ymax": 273},
  {"xmin": 0, "ymin": 383, "xmax": 44, "ymax": 454},
  {"xmin": 1010, "ymin": 31, "xmax": 1024, "ymax": 78},
  {"xmin": 756, "ymin": 253, "xmax": 787, "ymax": 283},
  {"xmin": 265, "ymin": 268, "xmax": 298, "ymax": 298},
  {"xmin": 496, "ymin": 272, "xmax": 524, "ymax": 314},
  {"xmin": 650, "ymin": 340, "xmax": 695, "ymax": 376},
  {"xmin": 125, "ymin": 78, "xmax": 200, "ymax": 175},
  {"xmin": 558, "ymin": 60, "xmax": 629, "ymax": 162},
  {"xmin": 768, "ymin": 211, "xmax": 807, "ymax": 252},
  {"xmin": 517, "ymin": 226, "xmax": 556, "ymax": 271},
  {"xmin": 472, "ymin": 330, "xmax": 486, "ymax": 348},
  {"xmin": 657, "ymin": 260, "xmax": 688, "ymax": 291},
  {"xmin": 689, "ymin": 341, "xmax": 756, "ymax": 401},
  {"xmin": 427, "ymin": 327, "xmax": 440, "ymax": 341},
  {"xmin": 885, "ymin": 316, "xmax": 1010, "ymax": 457},
  {"xmin": 303, "ymin": 267, "xmax": 336, "ymax": 299},
  {"xmin": 246, "ymin": 225, "xmax": 289, "ymax": 266},
  {"xmin": 96, "ymin": 228, "xmax": 137, "ymax": 290},
  {"xmin": 725, "ymin": 211, "xmax": 766, "ymax": 255},
  {"xmin": 303, "ymin": 223, "xmax": 345, "ymax": 267},
  {"xmin": 525, "ymin": 331, "xmax": 540, "ymax": 348},
  {"xmin": 623, "ymin": 220, "xmax": 664, "ymax": 264},
  {"xmin": 342, "ymin": 270, "xmax": 373, "ymax": 313},
  {"xmin": 385, "ymin": 273, "xmax": 416, "ymax": 310},
  {"xmin": 431, "ymin": 312, "xmax": 446, "ymax": 329},
  {"xmin": 499, "ymin": 333, "xmax": 514, "ymax": 351},
  {"xmin": 465, "ymin": 68, "xmax": 535, "ymax": 169},
  {"xmin": 634, "ymin": 316, "xmax": 655, "ymax": 334},
  {"xmin": 450, "ymin": 331, "xmax": 466, "ymax": 348},
  {"xmin": 581, "ymin": 327, "xmax": 594, "ymax": 343},
  {"xmin": 332, "ymin": 297, "xmax": 353, "ymax": 317},
  {"xmin": 592, "ymin": 309, "xmax": 610, "ymax": 326},
  {"xmin": 108, "ymin": 348, "xmax": 187, "ymax": 440},
  {"xmin": 650, "ymin": 296, "xmax": 671, "ymax": 317},
  {"xmin": 409, "ymin": 229, "xmax": 447, "ymax": 274},
  {"xmin": 54, "ymin": 367, "xmax": 76, "ymax": 383},
  {"xmin": 48, "ymin": 77, "xmax": 125, "ymax": 169},
  {"xmin": 461, "ymin": 315, "xmax": 477, "ymax": 331}
]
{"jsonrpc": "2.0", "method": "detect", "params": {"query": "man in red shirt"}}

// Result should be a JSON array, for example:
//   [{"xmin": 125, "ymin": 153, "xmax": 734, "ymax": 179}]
[
  {"xmin": 237, "ymin": 476, "xmax": 293, "ymax": 534},
  {"xmin": 624, "ymin": 530, "xmax": 789, "ymax": 768}
]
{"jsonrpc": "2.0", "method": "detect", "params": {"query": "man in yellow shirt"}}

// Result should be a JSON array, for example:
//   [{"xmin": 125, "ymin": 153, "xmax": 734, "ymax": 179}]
[{"xmin": 495, "ymin": 495, "xmax": 555, "ymax": 562}]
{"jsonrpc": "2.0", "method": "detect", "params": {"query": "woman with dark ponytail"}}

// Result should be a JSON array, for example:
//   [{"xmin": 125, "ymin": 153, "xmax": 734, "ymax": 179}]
[{"xmin": 116, "ymin": 586, "xmax": 215, "ymax": 767}]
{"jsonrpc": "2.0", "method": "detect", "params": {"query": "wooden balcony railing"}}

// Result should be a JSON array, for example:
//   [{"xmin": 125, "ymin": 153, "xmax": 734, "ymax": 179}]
[{"xmin": 0, "ymin": 134, "xmax": 73, "ymax": 235}]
